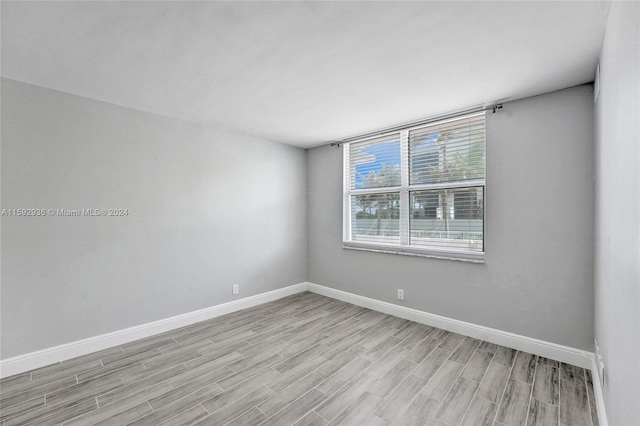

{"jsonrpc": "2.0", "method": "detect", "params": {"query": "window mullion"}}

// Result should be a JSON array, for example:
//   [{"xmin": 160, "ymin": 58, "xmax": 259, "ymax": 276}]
[
  {"xmin": 399, "ymin": 130, "xmax": 409, "ymax": 246},
  {"xmin": 343, "ymin": 144, "xmax": 351, "ymax": 241}
]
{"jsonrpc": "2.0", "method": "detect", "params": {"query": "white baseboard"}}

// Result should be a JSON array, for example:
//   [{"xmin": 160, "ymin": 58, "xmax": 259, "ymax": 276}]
[
  {"xmin": 306, "ymin": 282, "xmax": 594, "ymax": 369},
  {"xmin": 0, "ymin": 283, "xmax": 308, "ymax": 378},
  {"xmin": 1, "ymin": 281, "xmax": 596, "ymax": 381},
  {"xmin": 591, "ymin": 354, "xmax": 609, "ymax": 426}
]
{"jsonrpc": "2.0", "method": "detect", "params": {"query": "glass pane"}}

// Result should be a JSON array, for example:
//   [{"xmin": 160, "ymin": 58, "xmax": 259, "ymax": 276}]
[
  {"xmin": 410, "ymin": 187, "xmax": 484, "ymax": 252},
  {"xmin": 351, "ymin": 193, "xmax": 400, "ymax": 244},
  {"xmin": 350, "ymin": 134, "xmax": 401, "ymax": 190},
  {"xmin": 409, "ymin": 114, "xmax": 485, "ymax": 185}
]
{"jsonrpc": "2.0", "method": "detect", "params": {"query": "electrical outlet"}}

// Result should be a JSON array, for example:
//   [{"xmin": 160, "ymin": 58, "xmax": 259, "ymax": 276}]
[
  {"xmin": 397, "ymin": 289, "xmax": 404, "ymax": 300},
  {"xmin": 232, "ymin": 284, "xmax": 239, "ymax": 295}
]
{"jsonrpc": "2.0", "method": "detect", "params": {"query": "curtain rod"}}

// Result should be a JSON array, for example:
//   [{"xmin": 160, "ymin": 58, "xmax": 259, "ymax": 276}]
[{"xmin": 328, "ymin": 103, "xmax": 503, "ymax": 147}]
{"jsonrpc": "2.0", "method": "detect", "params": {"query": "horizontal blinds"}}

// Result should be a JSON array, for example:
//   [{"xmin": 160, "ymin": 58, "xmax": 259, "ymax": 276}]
[
  {"xmin": 350, "ymin": 193, "xmax": 400, "ymax": 244},
  {"xmin": 409, "ymin": 113, "xmax": 485, "ymax": 185},
  {"xmin": 345, "ymin": 111, "xmax": 486, "ymax": 256},
  {"xmin": 349, "ymin": 133, "xmax": 401, "ymax": 190},
  {"xmin": 410, "ymin": 187, "xmax": 484, "ymax": 252}
]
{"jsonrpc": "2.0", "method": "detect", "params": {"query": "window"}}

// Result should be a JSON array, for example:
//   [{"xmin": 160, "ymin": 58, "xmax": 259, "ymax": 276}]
[{"xmin": 343, "ymin": 112, "xmax": 485, "ymax": 261}]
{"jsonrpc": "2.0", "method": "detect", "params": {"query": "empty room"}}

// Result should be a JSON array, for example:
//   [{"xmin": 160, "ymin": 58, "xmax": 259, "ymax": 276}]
[{"xmin": 1, "ymin": 1, "xmax": 638, "ymax": 425}]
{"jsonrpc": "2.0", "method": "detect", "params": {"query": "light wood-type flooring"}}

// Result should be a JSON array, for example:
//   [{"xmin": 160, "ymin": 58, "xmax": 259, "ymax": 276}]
[{"xmin": 0, "ymin": 292, "xmax": 599, "ymax": 425}]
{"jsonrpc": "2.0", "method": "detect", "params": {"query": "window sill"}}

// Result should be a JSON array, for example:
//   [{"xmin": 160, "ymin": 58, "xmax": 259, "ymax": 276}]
[{"xmin": 342, "ymin": 241, "xmax": 485, "ymax": 263}]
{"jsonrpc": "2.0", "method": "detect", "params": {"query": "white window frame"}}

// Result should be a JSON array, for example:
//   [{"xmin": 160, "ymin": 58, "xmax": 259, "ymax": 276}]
[{"xmin": 342, "ymin": 113, "xmax": 486, "ymax": 263}]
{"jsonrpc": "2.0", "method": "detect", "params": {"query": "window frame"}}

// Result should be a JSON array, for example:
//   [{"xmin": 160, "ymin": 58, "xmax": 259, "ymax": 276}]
[{"xmin": 342, "ymin": 113, "xmax": 486, "ymax": 263}]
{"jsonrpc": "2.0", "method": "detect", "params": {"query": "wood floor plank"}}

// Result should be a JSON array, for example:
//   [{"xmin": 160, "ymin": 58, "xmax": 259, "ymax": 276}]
[
  {"xmin": 317, "ymin": 345, "xmax": 366, "ymax": 377},
  {"xmin": 494, "ymin": 346, "xmax": 517, "ymax": 367},
  {"xmin": 411, "ymin": 347, "xmax": 451, "ymax": 381},
  {"xmin": 266, "ymin": 355, "xmax": 327, "ymax": 394},
  {"xmin": 315, "ymin": 374, "xmax": 378, "ymax": 423},
  {"xmin": 157, "ymin": 403, "xmax": 209, "ymax": 426},
  {"xmin": 434, "ymin": 377, "xmax": 479, "ymax": 425},
  {"xmin": 260, "ymin": 388, "xmax": 326, "ymax": 426},
  {"xmin": 183, "ymin": 349, "xmax": 243, "ymax": 372},
  {"xmin": 217, "ymin": 354, "xmax": 284, "ymax": 390},
  {"xmin": 585, "ymin": 369, "xmax": 599, "ymax": 426},
  {"xmin": 533, "ymin": 359, "xmax": 559, "ymax": 406},
  {"xmin": 148, "ymin": 373, "xmax": 223, "ymax": 410},
  {"xmin": 320, "ymin": 333, "xmax": 366, "ymax": 360},
  {"xmin": 201, "ymin": 368, "xmax": 280, "ymax": 414},
  {"xmin": 0, "ymin": 293, "xmax": 597, "ymax": 426},
  {"xmin": 195, "ymin": 386, "xmax": 274, "ymax": 425},
  {"xmin": 140, "ymin": 349, "xmax": 202, "ymax": 370},
  {"xmin": 359, "ymin": 327, "xmax": 397, "ymax": 350},
  {"xmin": 120, "ymin": 334, "xmax": 176, "ymax": 355},
  {"xmin": 495, "ymin": 379, "xmax": 532, "ymax": 426},
  {"xmin": 404, "ymin": 332, "xmax": 446, "ymax": 365},
  {"xmin": 462, "ymin": 347, "xmax": 495, "ymax": 382},
  {"xmin": 7, "ymin": 399, "xmax": 97, "ymax": 426},
  {"xmin": 228, "ymin": 344, "xmax": 286, "ymax": 373},
  {"xmin": 259, "ymin": 370, "xmax": 327, "ymax": 418},
  {"xmin": 369, "ymin": 359, "xmax": 417, "ymax": 398},
  {"xmin": 477, "ymin": 341, "xmax": 499, "ymax": 356},
  {"xmin": 4, "ymin": 377, "xmax": 117, "ymax": 426},
  {"xmin": 129, "ymin": 384, "xmax": 224, "ymax": 426},
  {"xmin": 0, "ymin": 375, "xmax": 77, "ymax": 407},
  {"xmin": 395, "ymin": 394, "xmax": 439, "ymax": 425},
  {"xmin": 393, "ymin": 322, "xmax": 424, "ymax": 341},
  {"xmin": 420, "ymin": 360, "xmax": 463, "ymax": 402},
  {"xmin": 273, "ymin": 345, "xmax": 327, "ymax": 374},
  {"xmin": 76, "ymin": 359, "xmax": 145, "ymax": 384},
  {"xmin": 97, "ymin": 367, "xmax": 178, "ymax": 407},
  {"xmin": 477, "ymin": 361, "xmax": 511, "ymax": 403},
  {"xmin": 460, "ymin": 396, "xmax": 498, "ymax": 426},
  {"xmin": 46, "ymin": 376, "xmax": 123, "ymax": 406},
  {"xmin": 243, "ymin": 324, "xmax": 292, "ymax": 347},
  {"xmin": 374, "ymin": 374, "xmax": 429, "ymax": 422},
  {"xmin": 528, "ymin": 399, "xmax": 559, "ymax": 426},
  {"xmin": 512, "ymin": 352, "xmax": 537, "ymax": 384},
  {"xmin": 67, "ymin": 382, "xmax": 171, "ymax": 425},
  {"xmin": 100, "ymin": 347, "xmax": 162, "ymax": 366},
  {"xmin": 0, "ymin": 395, "xmax": 45, "ymax": 423},
  {"xmin": 280, "ymin": 334, "xmax": 329, "ymax": 359},
  {"xmin": 170, "ymin": 364, "xmax": 234, "ymax": 390},
  {"xmin": 327, "ymin": 392, "xmax": 382, "ymax": 426},
  {"xmin": 397, "ymin": 324, "xmax": 435, "ymax": 351},
  {"xmin": 361, "ymin": 336, "xmax": 401, "ymax": 362},
  {"xmin": 559, "ymin": 363, "xmax": 585, "ymax": 387},
  {"xmin": 91, "ymin": 402, "xmax": 152, "ymax": 426},
  {"xmin": 438, "ymin": 332, "xmax": 466, "ymax": 351},
  {"xmin": 30, "ymin": 359, "xmax": 103, "ymax": 384},
  {"xmin": 316, "ymin": 357, "xmax": 370, "ymax": 396},
  {"xmin": 294, "ymin": 411, "xmax": 327, "ymax": 426},
  {"xmin": 225, "ymin": 407, "xmax": 267, "ymax": 426},
  {"xmin": 449, "ymin": 337, "xmax": 481, "ymax": 365},
  {"xmin": 119, "ymin": 362, "xmax": 185, "ymax": 386},
  {"xmin": 0, "ymin": 371, "xmax": 31, "ymax": 388},
  {"xmin": 559, "ymin": 379, "xmax": 591, "ymax": 426},
  {"xmin": 364, "ymin": 346, "xmax": 410, "ymax": 379}
]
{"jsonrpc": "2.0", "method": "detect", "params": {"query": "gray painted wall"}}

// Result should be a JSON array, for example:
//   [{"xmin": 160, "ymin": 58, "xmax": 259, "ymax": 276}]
[
  {"xmin": 0, "ymin": 79, "xmax": 307, "ymax": 359},
  {"xmin": 594, "ymin": 2, "xmax": 640, "ymax": 425},
  {"xmin": 308, "ymin": 85, "xmax": 595, "ymax": 350}
]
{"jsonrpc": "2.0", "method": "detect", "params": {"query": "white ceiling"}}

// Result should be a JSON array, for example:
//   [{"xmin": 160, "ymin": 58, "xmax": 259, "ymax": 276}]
[{"xmin": 1, "ymin": 1, "xmax": 610, "ymax": 148}]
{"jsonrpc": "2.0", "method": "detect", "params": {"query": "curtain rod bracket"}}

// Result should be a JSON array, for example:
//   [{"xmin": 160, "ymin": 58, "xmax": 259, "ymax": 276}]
[
  {"xmin": 330, "ymin": 142, "xmax": 341, "ymax": 147},
  {"xmin": 492, "ymin": 104, "xmax": 503, "ymax": 113}
]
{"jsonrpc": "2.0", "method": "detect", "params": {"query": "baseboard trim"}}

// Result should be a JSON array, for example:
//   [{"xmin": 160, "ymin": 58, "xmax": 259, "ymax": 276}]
[
  {"xmin": 591, "ymin": 354, "xmax": 609, "ymax": 426},
  {"xmin": 1, "ymin": 281, "xmax": 596, "ymax": 380},
  {"xmin": 306, "ymin": 282, "xmax": 594, "ymax": 369},
  {"xmin": 0, "ymin": 283, "xmax": 308, "ymax": 378}
]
